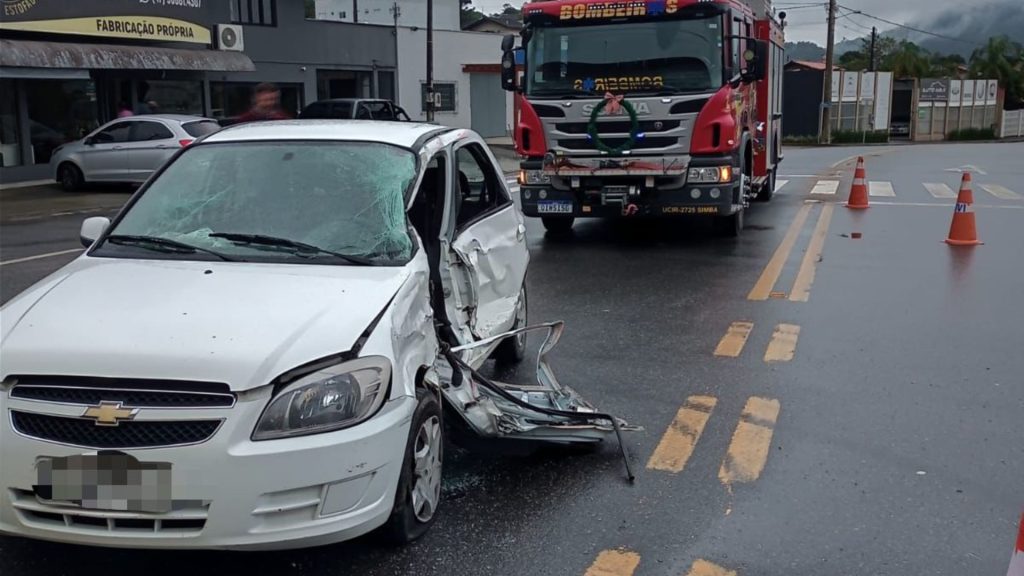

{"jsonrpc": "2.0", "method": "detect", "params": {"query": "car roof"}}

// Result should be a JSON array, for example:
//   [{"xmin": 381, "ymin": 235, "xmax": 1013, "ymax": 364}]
[
  {"xmin": 117, "ymin": 114, "xmax": 214, "ymax": 123},
  {"xmin": 202, "ymin": 120, "xmax": 451, "ymax": 149}
]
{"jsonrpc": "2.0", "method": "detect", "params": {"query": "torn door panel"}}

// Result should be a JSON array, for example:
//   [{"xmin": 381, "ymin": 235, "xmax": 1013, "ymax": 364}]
[
  {"xmin": 438, "ymin": 322, "xmax": 634, "ymax": 445},
  {"xmin": 449, "ymin": 206, "xmax": 528, "ymax": 341}
]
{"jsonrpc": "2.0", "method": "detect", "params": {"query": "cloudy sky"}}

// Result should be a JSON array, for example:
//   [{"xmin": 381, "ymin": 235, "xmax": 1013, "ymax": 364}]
[{"xmin": 468, "ymin": 0, "xmax": 981, "ymax": 45}]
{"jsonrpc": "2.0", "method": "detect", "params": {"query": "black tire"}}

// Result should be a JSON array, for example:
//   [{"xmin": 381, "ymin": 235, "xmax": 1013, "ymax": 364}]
[
  {"xmin": 58, "ymin": 163, "xmax": 84, "ymax": 192},
  {"xmin": 715, "ymin": 207, "xmax": 744, "ymax": 237},
  {"xmin": 493, "ymin": 284, "xmax": 527, "ymax": 365},
  {"xmin": 541, "ymin": 217, "xmax": 574, "ymax": 234},
  {"xmin": 756, "ymin": 170, "xmax": 776, "ymax": 202},
  {"xmin": 383, "ymin": 389, "xmax": 443, "ymax": 544}
]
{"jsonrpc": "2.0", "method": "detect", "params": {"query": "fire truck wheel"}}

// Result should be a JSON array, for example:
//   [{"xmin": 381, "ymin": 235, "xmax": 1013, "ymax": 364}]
[
  {"xmin": 715, "ymin": 209, "xmax": 744, "ymax": 238},
  {"xmin": 756, "ymin": 170, "xmax": 776, "ymax": 202},
  {"xmin": 542, "ymin": 217, "xmax": 574, "ymax": 234}
]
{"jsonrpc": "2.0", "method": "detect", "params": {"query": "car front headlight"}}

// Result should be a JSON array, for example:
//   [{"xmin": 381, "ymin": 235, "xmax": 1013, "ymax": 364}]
[
  {"xmin": 252, "ymin": 356, "xmax": 391, "ymax": 440},
  {"xmin": 688, "ymin": 166, "xmax": 733, "ymax": 183}
]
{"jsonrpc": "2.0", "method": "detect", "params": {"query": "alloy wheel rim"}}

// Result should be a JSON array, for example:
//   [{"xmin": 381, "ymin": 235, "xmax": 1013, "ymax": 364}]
[{"xmin": 411, "ymin": 415, "xmax": 442, "ymax": 522}]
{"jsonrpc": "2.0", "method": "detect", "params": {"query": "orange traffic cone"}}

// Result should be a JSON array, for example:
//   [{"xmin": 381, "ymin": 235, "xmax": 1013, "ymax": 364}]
[
  {"xmin": 945, "ymin": 172, "xmax": 982, "ymax": 246},
  {"xmin": 846, "ymin": 157, "xmax": 869, "ymax": 209},
  {"xmin": 1008, "ymin": 512, "xmax": 1024, "ymax": 576}
]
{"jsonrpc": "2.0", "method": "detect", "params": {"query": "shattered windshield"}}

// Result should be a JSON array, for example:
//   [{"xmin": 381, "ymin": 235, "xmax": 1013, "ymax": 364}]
[{"xmin": 103, "ymin": 141, "xmax": 416, "ymax": 264}]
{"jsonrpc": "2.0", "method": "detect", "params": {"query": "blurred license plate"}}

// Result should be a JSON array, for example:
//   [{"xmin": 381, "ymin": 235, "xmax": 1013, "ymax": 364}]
[
  {"xmin": 34, "ymin": 452, "xmax": 172, "ymax": 513},
  {"xmin": 537, "ymin": 201, "xmax": 573, "ymax": 214}
]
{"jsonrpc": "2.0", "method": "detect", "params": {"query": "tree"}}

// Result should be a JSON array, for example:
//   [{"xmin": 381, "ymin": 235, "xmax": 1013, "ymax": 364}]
[
  {"xmin": 460, "ymin": 0, "xmax": 484, "ymax": 28},
  {"xmin": 498, "ymin": 3, "xmax": 522, "ymax": 17},
  {"xmin": 970, "ymin": 35, "xmax": 1024, "ymax": 108},
  {"xmin": 883, "ymin": 41, "xmax": 932, "ymax": 78}
]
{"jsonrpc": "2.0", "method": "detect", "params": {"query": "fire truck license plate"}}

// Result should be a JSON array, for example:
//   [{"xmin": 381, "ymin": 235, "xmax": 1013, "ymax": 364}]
[{"xmin": 537, "ymin": 201, "xmax": 573, "ymax": 214}]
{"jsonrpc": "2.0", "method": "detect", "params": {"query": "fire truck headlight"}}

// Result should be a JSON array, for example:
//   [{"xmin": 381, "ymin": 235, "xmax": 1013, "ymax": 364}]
[
  {"xmin": 521, "ymin": 170, "xmax": 550, "ymax": 185},
  {"xmin": 688, "ymin": 166, "xmax": 733, "ymax": 184}
]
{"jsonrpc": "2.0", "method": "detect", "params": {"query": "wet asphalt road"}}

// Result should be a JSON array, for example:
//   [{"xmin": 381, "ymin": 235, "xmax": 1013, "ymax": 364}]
[{"xmin": 1, "ymin": 142, "xmax": 1022, "ymax": 575}]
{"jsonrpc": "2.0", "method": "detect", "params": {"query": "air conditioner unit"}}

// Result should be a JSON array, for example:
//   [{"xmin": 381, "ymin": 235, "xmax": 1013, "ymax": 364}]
[{"xmin": 215, "ymin": 24, "xmax": 244, "ymax": 52}]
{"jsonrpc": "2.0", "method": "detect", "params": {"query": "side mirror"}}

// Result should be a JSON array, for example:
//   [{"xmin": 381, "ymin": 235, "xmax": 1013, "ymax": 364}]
[
  {"xmin": 501, "ymin": 50, "xmax": 517, "ymax": 92},
  {"xmin": 80, "ymin": 216, "xmax": 110, "ymax": 248},
  {"xmin": 743, "ymin": 40, "xmax": 769, "ymax": 82},
  {"xmin": 83, "ymin": 136, "xmax": 95, "ymax": 146},
  {"xmin": 501, "ymin": 34, "xmax": 515, "ymax": 52}
]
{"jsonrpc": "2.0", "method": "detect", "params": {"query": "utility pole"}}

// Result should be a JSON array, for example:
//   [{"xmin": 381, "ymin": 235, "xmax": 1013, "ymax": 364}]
[
  {"xmin": 820, "ymin": 0, "xmax": 837, "ymax": 144},
  {"xmin": 353, "ymin": 0, "xmax": 358, "ymax": 23},
  {"xmin": 426, "ymin": 0, "xmax": 435, "ymax": 123},
  {"xmin": 869, "ymin": 26, "xmax": 877, "ymax": 72}
]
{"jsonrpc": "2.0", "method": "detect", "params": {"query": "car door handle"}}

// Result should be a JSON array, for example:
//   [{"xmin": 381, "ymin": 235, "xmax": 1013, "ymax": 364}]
[
  {"xmin": 112, "ymin": 146, "xmax": 125, "ymax": 150},
  {"xmin": 516, "ymin": 224, "xmax": 526, "ymax": 241}
]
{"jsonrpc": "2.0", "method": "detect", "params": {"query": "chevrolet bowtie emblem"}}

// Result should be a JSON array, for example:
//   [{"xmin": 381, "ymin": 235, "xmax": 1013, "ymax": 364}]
[{"xmin": 82, "ymin": 401, "xmax": 138, "ymax": 427}]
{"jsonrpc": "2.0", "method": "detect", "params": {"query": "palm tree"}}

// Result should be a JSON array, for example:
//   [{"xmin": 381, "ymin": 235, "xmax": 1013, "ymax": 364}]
[
  {"xmin": 884, "ymin": 41, "xmax": 931, "ymax": 79},
  {"xmin": 970, "ymin": 35, "xmax": 1024, "ymax": 108}
]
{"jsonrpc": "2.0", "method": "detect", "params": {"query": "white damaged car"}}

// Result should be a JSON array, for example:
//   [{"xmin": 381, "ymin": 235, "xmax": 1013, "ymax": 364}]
[{"xmin": 0, "ymin": 121, "xmax": 629, "ymax": 550}]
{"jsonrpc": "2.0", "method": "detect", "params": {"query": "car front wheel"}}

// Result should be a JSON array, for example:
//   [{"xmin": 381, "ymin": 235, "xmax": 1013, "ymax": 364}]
[{"xmin": 383, "ymin": 389, "xmax": 443, "ymax": 544}]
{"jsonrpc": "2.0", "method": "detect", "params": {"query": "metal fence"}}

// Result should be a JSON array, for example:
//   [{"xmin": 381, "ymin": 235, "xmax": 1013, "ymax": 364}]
[{"xmin": 1002, "ymin": 110, "xmax": 1024, "ymax": 138}]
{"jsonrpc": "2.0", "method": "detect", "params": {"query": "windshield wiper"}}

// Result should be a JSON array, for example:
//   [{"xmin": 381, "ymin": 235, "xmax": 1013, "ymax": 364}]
[
  {"xmin": 207, "ymin": 233, "xmax": 374, "ymax": 266},
  {"xmin": 105, "ymin": 234, "xmax": 238, "ymax": 262}
]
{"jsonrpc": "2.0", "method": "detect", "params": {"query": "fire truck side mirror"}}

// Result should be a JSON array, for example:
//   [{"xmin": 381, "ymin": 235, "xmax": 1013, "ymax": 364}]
[
  {"xmin": 501, "ymin": 34, "xmax": 515, "ymax": 52},
  {"xmin": 501, "ymin": 50, "xmax": 517, "ymax": 92},
  {"xmin": 743, "ymin": 40, "xmax": 769, "ymax": 82}
]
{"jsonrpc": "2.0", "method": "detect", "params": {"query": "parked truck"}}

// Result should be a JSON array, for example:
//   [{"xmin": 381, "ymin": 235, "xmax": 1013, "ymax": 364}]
[{"xmin": 500, "ymin": 0, "xmax": 786, "ymax": 236}]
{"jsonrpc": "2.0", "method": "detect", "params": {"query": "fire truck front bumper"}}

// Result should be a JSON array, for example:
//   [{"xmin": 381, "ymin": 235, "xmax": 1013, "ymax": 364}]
[{"xmin": 520, "ymin": 156, "xmax": 742, "ymax": 219}]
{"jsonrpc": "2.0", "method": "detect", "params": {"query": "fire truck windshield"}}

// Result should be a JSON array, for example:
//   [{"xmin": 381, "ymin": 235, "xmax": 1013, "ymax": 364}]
[{"xmin": 525, "ymin": 16, "xmax": 724, "ymax": 97}]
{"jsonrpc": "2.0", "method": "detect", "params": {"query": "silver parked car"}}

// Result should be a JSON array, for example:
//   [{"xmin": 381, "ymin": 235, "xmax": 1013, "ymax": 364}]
[{"xmin": 51, "ymin": 115, "xmax": 220, "ymax": 191}]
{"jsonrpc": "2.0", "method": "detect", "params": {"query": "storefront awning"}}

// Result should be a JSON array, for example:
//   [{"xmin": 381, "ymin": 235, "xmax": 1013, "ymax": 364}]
[{"xmin": 0, "ymin": 39, "xmax": 255, "ymax": 72}]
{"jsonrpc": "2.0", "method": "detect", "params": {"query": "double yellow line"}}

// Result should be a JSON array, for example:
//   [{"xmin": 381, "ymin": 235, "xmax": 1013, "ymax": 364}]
[
  {"xmin": 748, "ymin": 203, "xmax": 835, "ymax": 303},
  {"xmin": 584, "ymin": 549, "xmax": 737, "ymax": 576}
]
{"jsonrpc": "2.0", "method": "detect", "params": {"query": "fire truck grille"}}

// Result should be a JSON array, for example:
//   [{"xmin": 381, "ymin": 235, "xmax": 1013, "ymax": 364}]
[
  {"xmin": 555, "ymin": 120, "xmax": 681, "ymax": 134},
  {"xmin": 557, "ymin": 136, "xmax": 679, "ymax": 151}
]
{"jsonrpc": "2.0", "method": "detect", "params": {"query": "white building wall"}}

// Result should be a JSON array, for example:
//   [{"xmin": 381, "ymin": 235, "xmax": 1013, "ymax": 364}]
[
  {"xmin": 397, "ymin": 27, "xmax": 514, "ymax": 134},
  {"xmin": 314, "ymin": 0, "xmax": 460, "ymax": 30}
]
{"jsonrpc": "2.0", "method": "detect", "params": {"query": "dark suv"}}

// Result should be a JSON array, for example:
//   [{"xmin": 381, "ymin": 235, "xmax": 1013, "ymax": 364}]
[{"xmin": 298, "ymin": 99, "xmax": 411, "ymax": 121}]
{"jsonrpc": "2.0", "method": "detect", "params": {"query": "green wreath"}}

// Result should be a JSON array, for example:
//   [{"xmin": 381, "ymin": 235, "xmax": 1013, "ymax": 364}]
[{"xmin": 587, "ymin": 96, "xmax": 641, "ymax": 155}]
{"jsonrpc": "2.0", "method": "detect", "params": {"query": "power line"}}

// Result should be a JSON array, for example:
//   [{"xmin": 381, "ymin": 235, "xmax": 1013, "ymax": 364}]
[{"xmin": 836, "ymin": 4, "xmax": 983, "ymax": 46}]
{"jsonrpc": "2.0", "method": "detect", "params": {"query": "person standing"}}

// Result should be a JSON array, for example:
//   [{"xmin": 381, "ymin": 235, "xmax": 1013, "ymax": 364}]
[
  {"xmin": 236, "ymin": 83, "xmax": 291, "ymax": 122},
  {"xmin": 117, "ymin": 102, "xmax": 134, "ymax": 118}
]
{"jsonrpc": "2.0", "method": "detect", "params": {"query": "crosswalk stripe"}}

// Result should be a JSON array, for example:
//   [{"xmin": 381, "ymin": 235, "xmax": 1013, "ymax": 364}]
[
  {"xmin": 869, "ymin": 181, "xmax": 895, "ymax": 197},
  {"xmin": 719, "ymin": 397, "xmax": 781, "ymax": 486},
  {"xmin": 810, "ymin": 180, "xmax": 839, "ymax": 195},
  {"xmin": 924, "ymin": 182, "xmax": 957, "ymax": 199},
  {"xmin": 980, "ymin": 184, "xmax": 1022, "ymax": 200},
  {"xmin": 774, "ymin": 179, "xmax": 789, "ymax": 193},
  {"xmin": 685, "ymin": 559, "xmax": 738, "ymax": 576},
  {"xmin": 714, "ymin": 322, "xmax": 754, "ymax": 357},
  {"xmin": 647, "ymin": 396, "xmax": 717, "ymax": 473},
  {"xmin": 584, "ymin": 549, "xmax": 641, "ymax": 576},
  {"xmin": 764, "ymin": 323, "xmax": 800, "ymax": 362}
]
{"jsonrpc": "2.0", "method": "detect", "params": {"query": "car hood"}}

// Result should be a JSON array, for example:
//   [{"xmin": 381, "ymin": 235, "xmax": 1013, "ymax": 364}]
[{"xmin": 0, "ymin": 257, "xmax": 411, "ymax": 391}]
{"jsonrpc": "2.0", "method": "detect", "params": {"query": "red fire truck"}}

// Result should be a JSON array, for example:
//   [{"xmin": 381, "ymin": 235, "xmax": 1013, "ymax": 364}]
[{"xmin": 500, "ymin": 0, "xmax": 786, "ymax": 236}]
